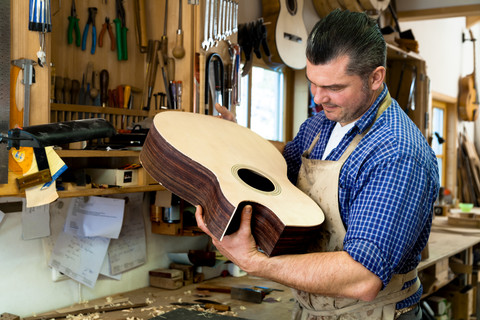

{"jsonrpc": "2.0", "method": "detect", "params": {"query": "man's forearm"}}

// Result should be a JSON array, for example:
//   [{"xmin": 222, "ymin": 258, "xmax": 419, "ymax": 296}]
[{"xmin": 249, "ymin": 251, "xmax": 382, "ymax": 301}]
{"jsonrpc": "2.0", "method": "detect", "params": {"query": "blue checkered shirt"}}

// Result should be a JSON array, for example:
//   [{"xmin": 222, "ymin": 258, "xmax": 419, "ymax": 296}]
[{"xmin": 283, "ymin": 85, "xmax": 439, "ymax": 309}]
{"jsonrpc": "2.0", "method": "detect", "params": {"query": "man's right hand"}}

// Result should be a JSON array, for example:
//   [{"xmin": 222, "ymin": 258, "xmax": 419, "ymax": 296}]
[{"xmin": 215, "ymin": 103, "xmax": 236, "ymax": 122}]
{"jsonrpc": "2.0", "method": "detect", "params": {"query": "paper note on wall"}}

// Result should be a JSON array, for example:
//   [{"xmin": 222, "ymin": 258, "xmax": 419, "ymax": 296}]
[
  {"xmin": 22, "ymin": 201, "xmax": 50, "ymax": 240},
  {"xmin": 24, "ymin": 147, "xmax": 68, "ymax": 208},
  {"xmin": 49, "ymin": 231, "xmax": 110, "ymax": 288},
  {"xmin": 64, "ymin": 196, "xmax": 125, "ymax": 239},
  {"xmin": 107, "ymin": 193, "xmax": 147, "ymax": 275}
]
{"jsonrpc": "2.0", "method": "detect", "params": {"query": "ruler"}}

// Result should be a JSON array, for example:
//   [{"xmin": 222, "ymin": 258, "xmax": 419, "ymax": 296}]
[{"xmin": 0, "ymin": 0, "xmax": 10, "ymax": 184}]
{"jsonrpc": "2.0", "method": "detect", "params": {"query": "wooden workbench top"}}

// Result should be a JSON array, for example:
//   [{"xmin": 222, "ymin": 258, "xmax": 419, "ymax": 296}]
[
  {"xmin": 421, "ymin": 222, "xmax": 480, "ymax": 270},
  {"xmin": 30, "ymin": 227, "xmax": 480, "ymax": 320},
  {"xmin": 29, "ymin": 275, "xmax": 295, "ymax": 320}
]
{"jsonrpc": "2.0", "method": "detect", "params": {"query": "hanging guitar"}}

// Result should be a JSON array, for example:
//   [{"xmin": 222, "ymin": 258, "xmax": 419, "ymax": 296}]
[
  {"xmin": 140, "ymin": 112, "xmax": 325, "ymax": 256},
  {"xmin": 261, "ymin": 0, "xmax": 309, "ymax": 70},
  {"xmin": 459, "ymin": 29, "xmax": 479, "ymax": 122}
]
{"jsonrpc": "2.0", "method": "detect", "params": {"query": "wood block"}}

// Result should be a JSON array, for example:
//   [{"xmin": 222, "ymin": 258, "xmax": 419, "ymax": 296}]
[
  {"xmin": 149, "ymin": 268, "xmax": 184, "ymax": 290},
  {"xmin": 0, "ymin": 313, "xmax": 20, "ymax": 320},
  {"xmin": 149, "ymin": 268, "xmax": 183, "ymax": 279},
  {"xmin": 170, "ymin": 262, "xmax": 194, "ymax": 280},
  {"xmin": 230, "ymin": 287, "xmax": 264, "ymax": 304}
]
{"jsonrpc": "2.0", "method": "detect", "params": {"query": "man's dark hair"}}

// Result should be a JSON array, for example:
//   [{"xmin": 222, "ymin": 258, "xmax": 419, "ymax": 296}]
[{"xmin": 306, "ymin": 9, "xmax": 386, "ymax": 80}]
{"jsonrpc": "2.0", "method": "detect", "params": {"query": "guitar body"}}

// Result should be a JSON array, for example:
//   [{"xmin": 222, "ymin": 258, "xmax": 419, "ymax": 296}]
[
  {"xmin": 459, "ymin": 73, "xmax": 479, "ymax": 121},
  {"xmin": 459, "ymin": 30, "xmax": 479, "ymax": 122},
  {"xmin": 262, "ymin": 0, "xmax": 309, "ymax": 70},
  {"xmin": 140, "ymin": 112, "xmax": 325, "ymax": 256}
]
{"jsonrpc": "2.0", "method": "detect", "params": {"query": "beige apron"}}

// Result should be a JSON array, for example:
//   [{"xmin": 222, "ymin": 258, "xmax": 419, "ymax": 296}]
[{"xmin": 292, "ymin": 93, "xmax": 420, "ymax": 320}]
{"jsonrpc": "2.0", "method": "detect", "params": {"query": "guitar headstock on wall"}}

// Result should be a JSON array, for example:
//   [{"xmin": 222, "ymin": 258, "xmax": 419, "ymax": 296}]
[
  {"xmin": 459, "ymin": 29, "xmax": 479, "ymax": 122},
  {"xmin": 261, "ymin": 0, "xmax": 308, "ymax": 70}
]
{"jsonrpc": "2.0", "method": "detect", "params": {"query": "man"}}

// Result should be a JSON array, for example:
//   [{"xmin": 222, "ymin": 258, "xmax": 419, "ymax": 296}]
[{"xmin": 196, "ymin": 9, "xmax": 439, "ymax": 320}]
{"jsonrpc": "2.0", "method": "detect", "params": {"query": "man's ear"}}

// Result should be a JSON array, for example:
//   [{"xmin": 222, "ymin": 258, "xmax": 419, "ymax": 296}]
[{"xmin": 370, "ymin": 66, "xmax": 386, "ymax": 90}]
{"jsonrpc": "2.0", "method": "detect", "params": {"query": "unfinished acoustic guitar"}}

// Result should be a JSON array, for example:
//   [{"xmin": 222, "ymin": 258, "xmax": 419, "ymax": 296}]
[{"xmin": 140, "ymin": 112, "xmax": 325, "ymax": 256}]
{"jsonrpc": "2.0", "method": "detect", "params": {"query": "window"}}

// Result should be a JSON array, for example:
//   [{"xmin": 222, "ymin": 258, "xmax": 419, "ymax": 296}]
[
  {"xmin": 236, "ymin": 67, "xmax": 285, "ymax": 141},
  {"xmin": 431, "ymin": 101, "xmax": 447, "ymax": 186}
]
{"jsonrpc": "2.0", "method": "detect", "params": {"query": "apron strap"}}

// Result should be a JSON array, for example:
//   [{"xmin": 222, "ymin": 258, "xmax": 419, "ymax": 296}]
[{"xmin": 303, "ymin": 91, "xmax": 392, "ymax": 160}]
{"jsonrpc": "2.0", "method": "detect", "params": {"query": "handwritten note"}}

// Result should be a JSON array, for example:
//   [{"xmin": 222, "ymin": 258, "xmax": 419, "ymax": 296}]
[
  {"xmin": 107, "ymin": 193, "xmax": 147, "ymax": 275},
  {"xmin": 22, "ymin": 202, "xmax": 50, "ymax": 240},
  {"xmin": 64, "ymin": 196, "xmax": 125, "ymax": 239},
  {"xmin": 49, "ymin": 231, "xmax": 110, "ymax": 288}
]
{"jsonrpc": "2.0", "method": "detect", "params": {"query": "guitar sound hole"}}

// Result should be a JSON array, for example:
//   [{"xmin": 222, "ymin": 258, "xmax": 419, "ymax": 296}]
[
  {"xmin": 286, "ymin": 0, "xmax": 297, "ymax": 16},
  {"xmin": 237, "ymin": 168, "xmax": 276, "ymax": 193}
]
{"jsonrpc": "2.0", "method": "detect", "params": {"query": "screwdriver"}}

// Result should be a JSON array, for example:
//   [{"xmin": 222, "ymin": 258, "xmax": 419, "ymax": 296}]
[{"xmin": 100, "ymin": 69, "xmax": 109, "ymax": 107}]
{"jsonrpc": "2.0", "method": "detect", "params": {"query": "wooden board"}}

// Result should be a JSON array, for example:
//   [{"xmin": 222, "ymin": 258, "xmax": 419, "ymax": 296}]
[{"xmin": 140, "ymin": 112, "xmax": 325, "ymax": 256}]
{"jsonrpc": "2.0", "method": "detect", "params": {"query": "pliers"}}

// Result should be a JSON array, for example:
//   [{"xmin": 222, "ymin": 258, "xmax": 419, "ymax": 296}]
[
  {"xmin": 114, "ymin": 0, "xmax": 128, "ymax": 60},
  {"xmin": 82, "ymin": 7, "xmax": 98, "ymax": 54},
  {"xmin": 67, "ymin": 0, "xmax": 81, "ymax": 46},
  {"xmin": 98, "ymin": 17, "xmax": 116, "ymax": 51}
]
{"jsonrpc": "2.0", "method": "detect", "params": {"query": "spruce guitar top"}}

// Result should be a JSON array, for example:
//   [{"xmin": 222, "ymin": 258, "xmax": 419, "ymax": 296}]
[{"xmin": 140, "ymin": 111, "xmax": 325, "ymax": 256}]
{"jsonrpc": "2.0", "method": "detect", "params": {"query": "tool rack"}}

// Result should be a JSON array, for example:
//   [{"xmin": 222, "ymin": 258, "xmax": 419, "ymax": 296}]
[{"xmin": 2, "ymin": 0, "xmax": 239, "ymax": 198}]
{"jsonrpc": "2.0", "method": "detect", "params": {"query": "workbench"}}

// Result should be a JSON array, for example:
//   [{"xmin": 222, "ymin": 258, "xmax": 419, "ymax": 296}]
[
  {"xmin": 26, "ymin": 275, "xmax": 295, "ymax": 320},
  {"xmin": 28, "ymin": 224, "xmax": 480, "ymax": 320}
]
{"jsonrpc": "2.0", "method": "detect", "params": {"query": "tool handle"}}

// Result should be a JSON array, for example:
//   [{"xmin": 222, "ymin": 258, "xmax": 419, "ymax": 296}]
[
  {"xmin": 121, "ymin": 26, "xmax": 128, "ymax": 60},
  {"xmin": 161, "ymin": 35, "xmax": 168, "ymax": 64},
  {"xmin": 71, "ymin": 80, "xmax": 80, "ymax": 104},
  {"xmin": 114, "ymin": 18, "xmax": 123, "ymax": 60},
  {"xmin": 81, "ymin": 23, "xmax": 89, "ymax": 51},
  {"xmin": 117, "ymin": 85, "xmax": 124, "ymax": 108},
  {"xmin": 138, "ymin": 0, "xmax": 148, "ymax": 49},
  {"xmin": 124, "ymin": 85, "xmax": 131, "ymax": 109},
  {"xmin": 63, "ymin": 78, "xmax": 72, "ymax": 104},
  {"xmin": 91, "ymin": 26, "xmax": 97, "ymax": 54},
  {"xmin": 205, "ymin": 304, "xmax": 231, "ymax": 312},
  {"xmin": 100, "ymin": 70, "xmax": 109, "ymax": 106},
  {"xmin": 172, "ymin": 31, "xmax": 185, "ymax": 59},
  {"xmin": 98, "ymin": 23, "xmax": 107, "ymax": 47},
  {"xmin": 10, "ymin": 65, "xmax": 22, "ymax": 129},
  {"xmin": 68, "ymin": 16, "xmax": 81, "ymax": 46}
]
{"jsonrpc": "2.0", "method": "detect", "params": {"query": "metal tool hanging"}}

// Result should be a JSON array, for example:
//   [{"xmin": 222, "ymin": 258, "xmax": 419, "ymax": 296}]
[{"xmin": 28, "ymin": 0, "xmax": 52, "ymax": 67}]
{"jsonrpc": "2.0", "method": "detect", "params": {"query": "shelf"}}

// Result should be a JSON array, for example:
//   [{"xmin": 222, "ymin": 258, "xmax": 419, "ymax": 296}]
[
  {"xmin": 386, "ymin": 43, "xmax": 423, "ymax": 61},
  {"xmin": 58, "ymin": 184, "xmax": 165, "ymax": 198},
  {"xmin": 51, "ymin": 103, "xmax": 150, "ymax": 117},
  {"xmin": 55, "ymin": 149, "xmax": 141, "ymax": 158}
]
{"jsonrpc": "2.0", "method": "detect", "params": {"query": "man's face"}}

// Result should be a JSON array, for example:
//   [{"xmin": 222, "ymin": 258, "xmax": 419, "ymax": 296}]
[{"xmin": 306, "ymin": 55, "xmax": 376, "ymax": 126}]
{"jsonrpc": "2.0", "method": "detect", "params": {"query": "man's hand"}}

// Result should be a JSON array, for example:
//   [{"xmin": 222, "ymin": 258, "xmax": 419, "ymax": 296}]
[
  {"xmin": 214, "ymin": 103, "xmax": 236, "ymax": 122},
  {"xmin": 195, "ymin": 204, "xmax": 266, "ymax": 274}
]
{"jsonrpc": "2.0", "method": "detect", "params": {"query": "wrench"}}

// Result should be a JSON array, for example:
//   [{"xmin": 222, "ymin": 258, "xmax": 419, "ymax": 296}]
[
  {"xmin": 221, "ymin": 0, "xmax": 227, "ymax": 40},
  {"xmin": 218, "ymin": 0, "xmax": 224, "ymax": 40},
  {"xmin": 225, "ymin": 0, "xmax": 231, "ymax": 37},
  {"xmin": 214, "ymin": 0, "xmax": 220, "ymax": 41},
  {"xmin": 233, "ymin": 1, "xmax": 238, "ymax": 34},
  {"xmin": 201, "ymin": 0, "xmax": 211, "ymax": 50},
  {"xmin": 209, "ymin": 0, "xmax": 216, "ymax": 47}
]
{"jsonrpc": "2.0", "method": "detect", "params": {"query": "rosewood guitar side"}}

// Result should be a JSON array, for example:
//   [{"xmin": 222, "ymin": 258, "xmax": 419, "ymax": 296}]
[{"xmin": 140, "ymin": 112, "xmax": 325, "ymax": 256}]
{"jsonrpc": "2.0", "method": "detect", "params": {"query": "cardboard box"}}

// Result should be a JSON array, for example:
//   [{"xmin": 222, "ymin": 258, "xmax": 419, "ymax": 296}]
[{"xmin": 86, "ymin": 168, "xmax": 138, "ymax": 186}]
